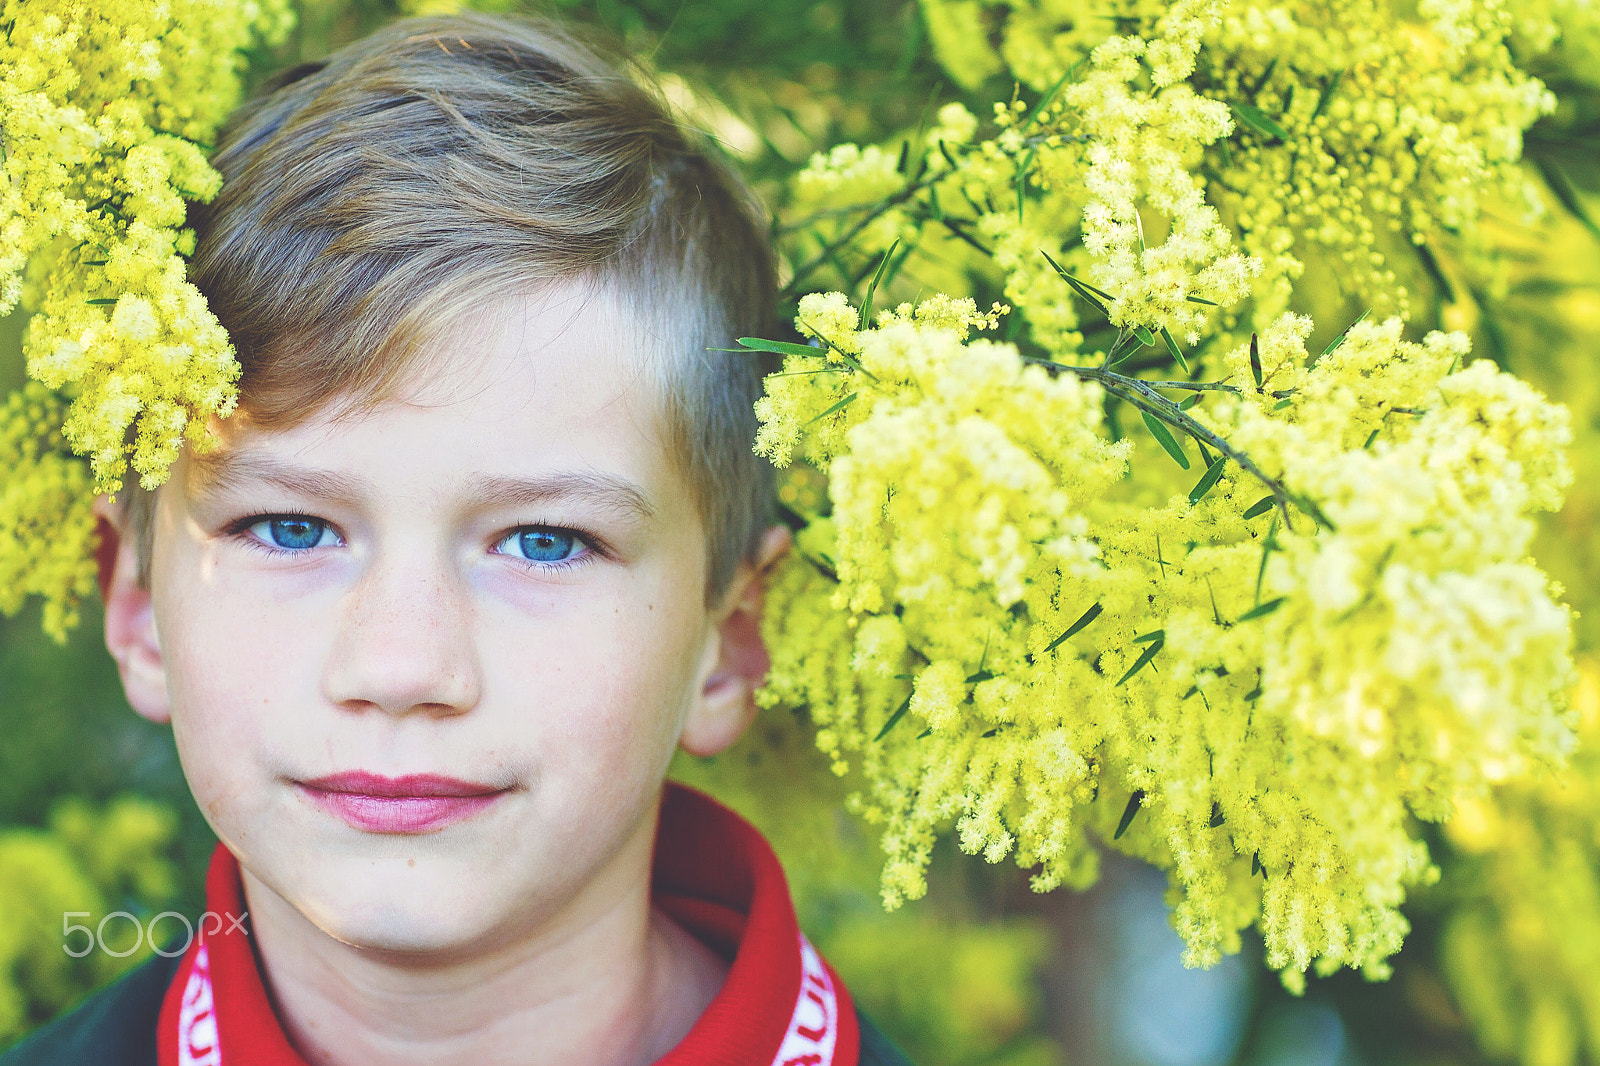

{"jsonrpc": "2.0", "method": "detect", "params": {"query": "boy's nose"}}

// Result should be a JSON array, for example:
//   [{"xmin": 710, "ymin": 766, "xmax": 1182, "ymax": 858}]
[{"xmin": 321, "ymin": 556, "xmax": 482, "ymax": 717}]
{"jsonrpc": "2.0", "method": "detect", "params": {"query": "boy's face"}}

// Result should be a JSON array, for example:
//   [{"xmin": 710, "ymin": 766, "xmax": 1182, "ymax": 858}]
[{"xmin": 105, "ymin": 283, "xmax": 769, "ymax": 954}]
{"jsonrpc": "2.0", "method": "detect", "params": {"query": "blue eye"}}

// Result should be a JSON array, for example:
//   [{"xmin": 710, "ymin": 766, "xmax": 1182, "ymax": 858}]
[
  {"xmin": 248, "ymin": 516, "xmax": 333, "ymax": 551},
  {"xmin": 510, "ymin": 528, "xmax": 580, "ymax": 562}
]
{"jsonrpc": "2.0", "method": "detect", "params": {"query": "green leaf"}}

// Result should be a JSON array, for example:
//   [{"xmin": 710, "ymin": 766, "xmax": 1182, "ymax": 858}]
[
  {"xmin": 1160, "ymin": 325, "xmax": 1189, "ymax": 373},
  {"xmin": 805, "ymin": 392, "xmax": 857, "ymax": 425},
  {"xmin": 1233, "ymin": 102, "xmax": 1287, "ymax": 142},
  {"xmin": 1255, "ymin": 513, "xmax": 1280, "ymax": 603},
  {"xmin": 1311, "ymin": 69, "xmax": 1344, "ymax": 120},
  {"xmin": 1063, "ymin": 274, "xmax": 1112, "ymax": 317},
  {"xmin": 1114, "ymin": 790, "xmax": 1144, "ymax": 840},
  {"xmin": 1242, "ymin": 495, "xmax": 1275, "ymax": 519},
  {"xmin": 1189, "ymin": 457, "xmax": 1227, "ymax": 504},
  {"xmin": 874, "ymin": 693, "xmax": 913, "ymax": 742},
  {"xmin": 1319, "ymin": 308, "xmax": 1371, "ymax": 358},
  {"xmin": 1133, "ymin": 630, "xmax": 1165, "ymax": 644},
  {"xmin": 1116, "ymin": 639, "xmax": 1164, "ymax": 686},
  {"xmin": 1186, "ymin": 294, "xmax": 1219, "ymax": 306},
  {"xmin": 1363, "ymin": 428, "xmax": 1380, "ymax": 449},
  {"xmin": 1016, "ymin": 146, "xmax": 1038, "ymax": 223},
  {"xmin": 1132, "ymin": 324, "xmax": 1156, "ymax": 347},
  {"xmin": 1045, "ymin": 602, "xmax": 1103, "ymax": 652},
  {"xmin": 1252, "ymin": 851, "xmax": 1265, "ymax": 877},
  {"xmin": 1107, "ymin": 330, "xmax": 1142, "ymax": 367},
  {"xmin": 895, "ymin": 139, "xmax": 909, "ymax": 175},
  {"xmin": 861, "ymin": 239, "xmax": 901, "ymax": 326},
  {"xmin": 86, "ymin": 298, "xmax": 118, "ymax": 306},
  {"xmin": 1237, "ymin": 596, "xmax": 1286, "ymax": 621},
  {"xmin": 1415, "ymin": 242, "xmax": 1455, "ymax": 304},
  {"xmin": 1178, "ymin": 393, "xmax": 1201, "ymax": 410},
  {"xmin": 1040, "ymin": 251, "xmax": 1113, "ymax": 316},
  {"xmin": 1209, "ymin": 804, "xmax": 1226, "ymax": 828},
  {"xmin": 1249, "ymin": 332, "xmax": 1264, "ymax": 390},
  {"xmin": 1141, "ymin": 410, "xmax": 1191, "ymax": 470},
  {"xmin": 765, "ymin": 367, "xmax": 849, "ymax": 378},
  {"xmin": 1073, "ymin": 273, "xmax": 1117, "ymax": 303},
  {"xmin": 1533, "ymin": 154, "xmax": 1600, "ymax": 242},
  {"xmin": 1021, "ymin": 57, "xmax": 1086, "ymax": 127},
  {"xmin": 794, "ymin": 329, "xmax": 879, "ymax": 381},
  {"xmin": 1248, "ymin": 58, "xmax": 1280, "ymax": 101},
  {"xmin": 736, "ymin": 337, "xmax": 822, "ymax": 358},
  {"xmin": 1272, "ymin": 398, "xmax": 1294, "ymax": 410}
]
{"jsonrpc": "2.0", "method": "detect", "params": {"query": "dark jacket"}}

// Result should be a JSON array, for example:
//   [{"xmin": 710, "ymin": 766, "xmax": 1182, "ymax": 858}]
[{"xmin": 0, "ymin": 950, "xmax": 914, "ymax": 1066}]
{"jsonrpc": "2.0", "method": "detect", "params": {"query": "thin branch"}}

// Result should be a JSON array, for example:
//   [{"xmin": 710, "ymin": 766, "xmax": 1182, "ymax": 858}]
[
  {"xmin": 1144, "ymin": 379, "xmax": 1297, "ymax": 400},
  {"xmin": 782, "ymin": 172, "xmax": 947, "ymax": 293},
  {"xmin": 780, "ymin": 132, "xmax": 1087, "ymax": 293},
  {"xmin": 1143, "ymin": 379, "xmax": 1245, "ymax": 393},
  {"xmin": 938, "ymin": 216, "xmax": 993, "ymax": 256},
  {"xmin": 1024, "ymin": 357, "xmax": 1301, "ymax": 528},
  {"xmin": 780, "ymin": 199, "xmax": 901, "ymax": 234}
]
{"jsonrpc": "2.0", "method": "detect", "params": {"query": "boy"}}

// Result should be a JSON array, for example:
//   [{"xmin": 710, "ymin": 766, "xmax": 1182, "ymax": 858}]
[{"xmin": 1, "ymin": 12, "xmax": 910, "ymax": 1066}]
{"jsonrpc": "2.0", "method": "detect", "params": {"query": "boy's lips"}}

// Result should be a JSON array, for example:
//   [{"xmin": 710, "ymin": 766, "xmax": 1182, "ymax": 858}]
[{"xmin": 296, "ymin": 771, "xmax": 510, "ymax": 834}]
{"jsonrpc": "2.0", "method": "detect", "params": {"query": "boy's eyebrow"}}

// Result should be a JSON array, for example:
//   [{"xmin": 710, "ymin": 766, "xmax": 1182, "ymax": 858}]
[
  {"xmin": 464, "ymin": 472, "xmax": 657, "ymax": 521},
  {"xmin": 189, "ymin": 453, "xmax": 365, "ymax": 503},
  {"xmin": 189, "ymin": 453, "xmax": 657, "ymax": 520}
]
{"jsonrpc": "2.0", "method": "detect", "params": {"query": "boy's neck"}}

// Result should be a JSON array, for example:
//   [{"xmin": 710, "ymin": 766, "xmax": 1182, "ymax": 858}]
[{"xmin": 237, "ymin": 817, "xmax": 729, "ymax": 1066}]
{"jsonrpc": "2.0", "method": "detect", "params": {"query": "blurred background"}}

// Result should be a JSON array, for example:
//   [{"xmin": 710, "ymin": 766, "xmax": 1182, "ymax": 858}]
[{"xmin": 4, "ymin": 1, "xmax": 1599, "ymax": 1063}]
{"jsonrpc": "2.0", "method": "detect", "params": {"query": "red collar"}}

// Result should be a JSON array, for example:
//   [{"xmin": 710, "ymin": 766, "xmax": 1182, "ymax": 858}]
[{"xmin": 158, "ymin": 783, "xmax": 858, "ymax": 1066}]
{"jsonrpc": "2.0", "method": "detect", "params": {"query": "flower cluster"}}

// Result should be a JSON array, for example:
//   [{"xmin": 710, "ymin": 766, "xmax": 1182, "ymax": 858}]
[
  {"xmin": 913, "ymin": 0, "xmax": 1562, "ymax": 322},
  {"xmin": 755, "ymin": 293, "xmax": 1573, "ymax": 989},
  {"xmin": 0, "ymin": 0, "xmax": 292, "ymax": 637},
  {"xmin": 0, "ymin": 384, "xmax": 95, "ymax": 639},
  {"xmin": 786, "ymin": 1, "xmax": 1261, "ymax": 361},
  {"xmin": 751, "ymin": 0, "xmax": 1587, "ymax": 994}
]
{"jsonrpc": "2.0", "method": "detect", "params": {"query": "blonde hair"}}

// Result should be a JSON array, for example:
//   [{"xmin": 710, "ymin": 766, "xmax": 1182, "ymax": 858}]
[{"xmin": 128, "ymin": 12, "xmax": 777, "ymax": 601}]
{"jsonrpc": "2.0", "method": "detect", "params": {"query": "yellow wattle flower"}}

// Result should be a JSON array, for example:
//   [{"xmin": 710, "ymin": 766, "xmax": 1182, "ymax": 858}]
[
  {"xmin": 754, "ymin": 293, "xmax": 1573, "ymax": 990},
  {"xmin": 0, "ymin": 0, "xmax": 293, "ymax": 640}
]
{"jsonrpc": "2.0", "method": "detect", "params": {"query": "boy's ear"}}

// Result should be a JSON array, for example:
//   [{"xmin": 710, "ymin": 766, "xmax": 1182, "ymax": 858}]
[
  {"xmin": 93, "ymin": 495, "xmax": 172, "ymax": 725},
  {"xmin": 679, "ymin": 524, "xmax": 793, "ymax": 759}
]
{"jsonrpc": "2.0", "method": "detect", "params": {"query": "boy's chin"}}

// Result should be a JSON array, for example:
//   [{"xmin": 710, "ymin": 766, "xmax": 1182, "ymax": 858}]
[
  {"xmin": 319, "ymin": 907, "xmax": 510, "ymax": 959},
  {"xmin": 303, "ymin": 876, "xmax": 540, "ymax": 960},
  {"xmin": 253, "ymin": 852, "xmax": 563, "ymax": 961}
]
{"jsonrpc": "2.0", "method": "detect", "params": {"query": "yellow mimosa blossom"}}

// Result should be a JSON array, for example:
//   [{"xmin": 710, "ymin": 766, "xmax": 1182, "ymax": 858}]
[
  {"xmin": 0, "ymin": 0, "xmax": 292, "ymax": 639},
  {"xmin": 755, "ymin": 296, "xmax": 1573, "ymax": 990},
  {"xmin": 911, "ymin": 0, "xmax": 1562, "ymax": 322}
]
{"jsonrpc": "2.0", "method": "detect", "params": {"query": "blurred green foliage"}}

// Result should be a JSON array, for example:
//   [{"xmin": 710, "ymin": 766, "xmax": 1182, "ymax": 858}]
[{"xmin": 0, "ymin": 791, "xmax": 181, "ymax": 1043}]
